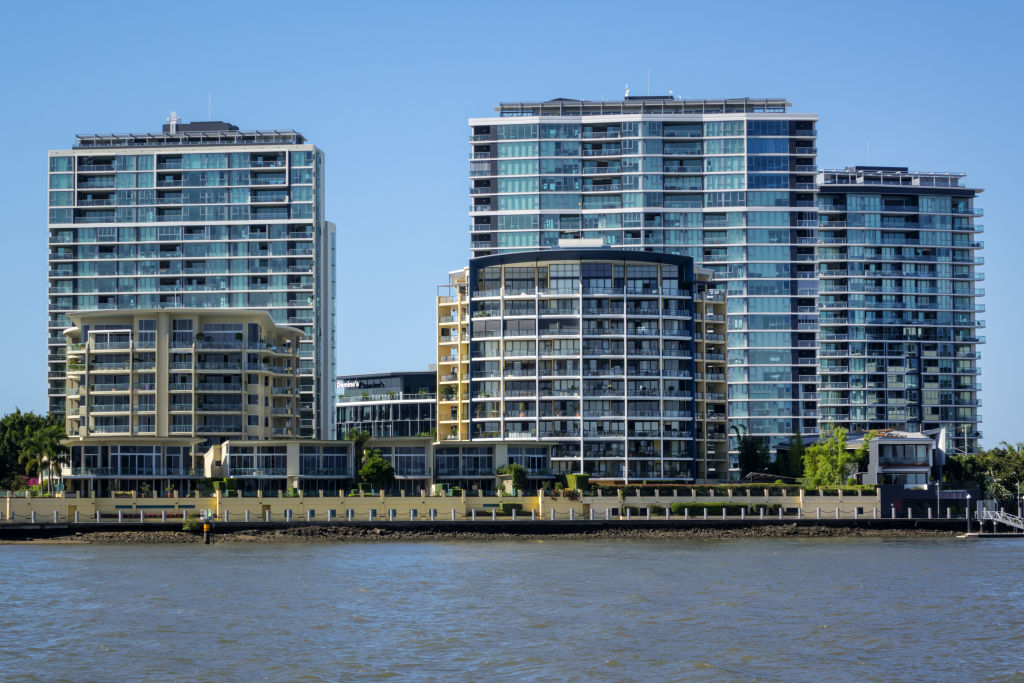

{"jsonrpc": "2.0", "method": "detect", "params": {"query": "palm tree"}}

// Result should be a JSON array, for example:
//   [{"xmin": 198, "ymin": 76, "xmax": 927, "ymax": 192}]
[
  {"xmin": 18, "ymin": 423, "xmax": 67, "ymax": 495},
  {"xmin": 345, "ymin": 428, "xmax": 372, "ymax": 465}
]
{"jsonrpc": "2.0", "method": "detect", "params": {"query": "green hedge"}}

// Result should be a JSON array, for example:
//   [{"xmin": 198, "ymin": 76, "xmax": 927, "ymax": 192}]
[
  {"xmin": 670, "ymin": 502, "xmax": 746, "ymax": 515},
  {"xmin": 498, "ymin": 502, "xmax": 523, "ymax": 515}
]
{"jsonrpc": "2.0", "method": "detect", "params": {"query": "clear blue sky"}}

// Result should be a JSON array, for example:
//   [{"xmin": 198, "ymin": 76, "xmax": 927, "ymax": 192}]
[{"xmin": 0, "ymin": 0, "xmax": 1020, "ymax": 446}]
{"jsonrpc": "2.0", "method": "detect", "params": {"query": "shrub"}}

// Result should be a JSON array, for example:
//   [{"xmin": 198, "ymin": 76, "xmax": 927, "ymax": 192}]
[
  {"xmin": 565, "ymin": 473, "xmax": 589, "ymax": 491},
  {"xmin": 182, "ymin": 513, "xmax": 203, "ymax": 532},
  {"xmin": 498, "ymin": 502, "xmax": 523, "ymax": 515}
]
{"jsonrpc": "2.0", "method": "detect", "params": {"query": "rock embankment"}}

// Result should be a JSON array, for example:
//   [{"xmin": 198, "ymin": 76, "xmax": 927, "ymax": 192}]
[{"xmin": 1, "ymin": 522, "xmax": 958, "ymax": 544}]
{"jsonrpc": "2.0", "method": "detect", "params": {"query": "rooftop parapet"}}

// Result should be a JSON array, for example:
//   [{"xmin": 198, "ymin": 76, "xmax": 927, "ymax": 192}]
[
  {"xmin": 494, "ymin": 96, "xmax": 792, "ymax": 117},
  {"xmin": 818, "ymin": 167, "xmax": 975, "ymax": 190},
  {"xmin": 73, "ymin": 123, "xmax": 307, "ymax": 149}
]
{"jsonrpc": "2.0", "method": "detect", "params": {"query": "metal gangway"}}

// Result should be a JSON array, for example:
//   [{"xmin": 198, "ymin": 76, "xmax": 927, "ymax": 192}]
[{"xmin": 977, "ymin": 500, "xmax": 1024, "ymax": 531}]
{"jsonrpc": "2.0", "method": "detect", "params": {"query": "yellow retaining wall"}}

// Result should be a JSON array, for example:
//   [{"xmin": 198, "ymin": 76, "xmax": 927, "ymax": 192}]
[
  {"xmin": 1, "ymin": 491, "xmax": 586, "ymax": 523},
  {"xmin": 2, "ymin": 489, "xmax": 882, "ymax": 523}
]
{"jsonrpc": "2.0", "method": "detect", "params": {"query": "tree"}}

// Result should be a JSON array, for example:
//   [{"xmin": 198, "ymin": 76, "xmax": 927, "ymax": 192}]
[
  {"xmin": 497, "ymin": 463, "xmax": 528, "ymax": 493},
  {"xmin": 784, "ymin": 428, "xmax": 805, "ymax": 479},
  {"xmin": 358, "ymin": 449, "xmax": 395, "ymax": 491},
  {"xmin": 18, "ymin": 422, "xmax": 68, "ymax": 494},
  {"xmin": 0, "ymin": 410, "xmax": 58, "ymax": 489},
  {"xmin": 949, "ymin": 442, "xmax": 1024, "ymax": 503},
  {"xmin": 802, "ymin": 426, "xmax": 866, "ymax": 487},
  {"xmin": 345, "ymin": 428, "xmax": 371, "ymax": 462},
  {"xmin": 737, "ymin": 436, "xmax": 769, "ymax": 476}
]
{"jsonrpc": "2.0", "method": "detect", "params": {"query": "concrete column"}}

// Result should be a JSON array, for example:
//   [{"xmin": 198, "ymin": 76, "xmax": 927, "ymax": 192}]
[
  {"xmin": 118, "ymin": 511, "xmax": 123, "ymax": 523},
  {"xmin": 907, "ymin": 509, "xmax": 912, "ymax": 519},
  {"xmin": 245, "ymin": 510, "xmax": 250, "ymax": 522},
  {"xmin": 626, "ymin": 508, "xmax": 631, "ymax": 520},
  {"xmin": 348, "ymin": 509, "xmax": 354, "ymax": 521},
  {"xmin": 891, "ymin": 506, "xmax": 896, "ymax": 519},
  {"xmin": 549, "ymin": 509, "xmax": 554, "ymax": 520},
  {"xmin": 491, "ymin": 510, "xmax": 496, "ymax": 521},
  {"xmin": 834, "ymin": 508, "xmax": 839, "ymax": 520},
  {"xmin": 96, "ymin": 511, "xmax": 101, "ymax": 523},
  {"xmin": 388, "ymin": 509, "xmax": 395, "ymax": 521},
  {"xmin": 75, "ymin": 511, "xmax": 80, "ymax": 524},
  {"xmin": 778, "ymin": 508, "xmax": 783, "ymax": 520},
  {"xmin": 645, "ymin": 508, "xmax": 650, "ymax": 521},
  {"xmin": 816, "ymin": 507, "xmax": 821, "ymax": 520},
  {"xmin": 684, "ymin": 508, "xmax": 689, "ymax": 520},
  {"xmin": 139, "ymin": 511, "xmax": 144, "ymax": 523},
  {"xmin": 741, "ymin": 508, "xmax": 746, "ymax": 520},
  {"xmin": 471, "ymin": 509, "xmax": 476, "ymax": 521},
  {"xmin": 703, "ymin": 508, "xmax": 707, "ymax": 520},
  {"xmin": 266, "ymin": 510, "xmax": 271, "ymax": 522},
  {"xmin": 512, "ymin": 509, "xmax": 517, "ymax": 521},
  {"xmin": 451, "ymin": 509, "xmax": 456, "ymax": 521},
  {"xmin": 722, "ymin": 508, "xmax": 726, "ymax": 520},
  {"xmin": 588, "ymin": 508, "xmax": 594, "ymax": 521},
  {"xmin": 306, "ymin": 510, "xmax": 312, "ymax": 522},
  {"xmin": 797, "ymin": 508, "xmax": 802, "ymax": 519},
  {"xmin": 928, "ymin": 507, "xmax": 933, "ymax": 519},
  {"xmin": 410, "ymin": 510, "xmax": 416, "ymax": 521},
  {"xmin": 759, "ymin": 508, "xmax": 764, "ymax": 520},
  {"xmin": 947, "ymin": 508, "xmax": 951, "ymax": 519},
  {"xmin": 604, "ymin": 509, "xmax": 609, "ymax": 521},
  {"xmin": 854, "ymin": 508, "xmax": 858, "ymax": 520},
  {"xmin": 31, "ymin": 511, "xmax": 36, "ymax": 523},
  {"xmin": 569, "ymin": 509, "xmax": 575, "ymax": 521},
  {"xmin": 666, "ymin": 508, "xmax": 671, "ymax": 520}
]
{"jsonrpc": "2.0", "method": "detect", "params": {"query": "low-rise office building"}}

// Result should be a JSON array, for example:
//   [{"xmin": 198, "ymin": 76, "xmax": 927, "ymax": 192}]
[{"xmin": 336, "ymin": 371, "xmax": 436, "ymax": 439}]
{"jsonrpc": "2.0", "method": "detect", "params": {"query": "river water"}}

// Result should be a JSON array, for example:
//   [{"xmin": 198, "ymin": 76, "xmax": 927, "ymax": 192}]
[{"xmin": 0, "ymin": 537, "xmax": 1021, "ymax": 682}]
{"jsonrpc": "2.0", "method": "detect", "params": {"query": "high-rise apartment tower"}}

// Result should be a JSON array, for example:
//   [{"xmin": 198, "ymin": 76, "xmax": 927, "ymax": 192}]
[
  {"xmin": 468, "ymin": 97, "xmax": 819, "ymax": 457},
  {"xmin": 47, "ymin": 118, "xmax": 336, "ymax": 439},
  {"xmin": 816, "ymin": 166, "xmax": 983, "ymax": 455}
]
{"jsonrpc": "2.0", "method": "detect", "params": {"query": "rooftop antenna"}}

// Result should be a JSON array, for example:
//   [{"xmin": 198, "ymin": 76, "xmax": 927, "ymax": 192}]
[
  {"xmin": 625, "ymin": 83, "xmax": 630, "ymax": 98},
  {"xmin": 166, "ymin": 111, "xmax": 180, "ymax": 133}
]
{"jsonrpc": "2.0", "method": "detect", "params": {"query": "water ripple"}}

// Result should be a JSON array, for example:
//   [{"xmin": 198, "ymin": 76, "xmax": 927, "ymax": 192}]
[{"xmin": 0, "ymin": 538, "xmax": 1019, "ymax": 681}]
